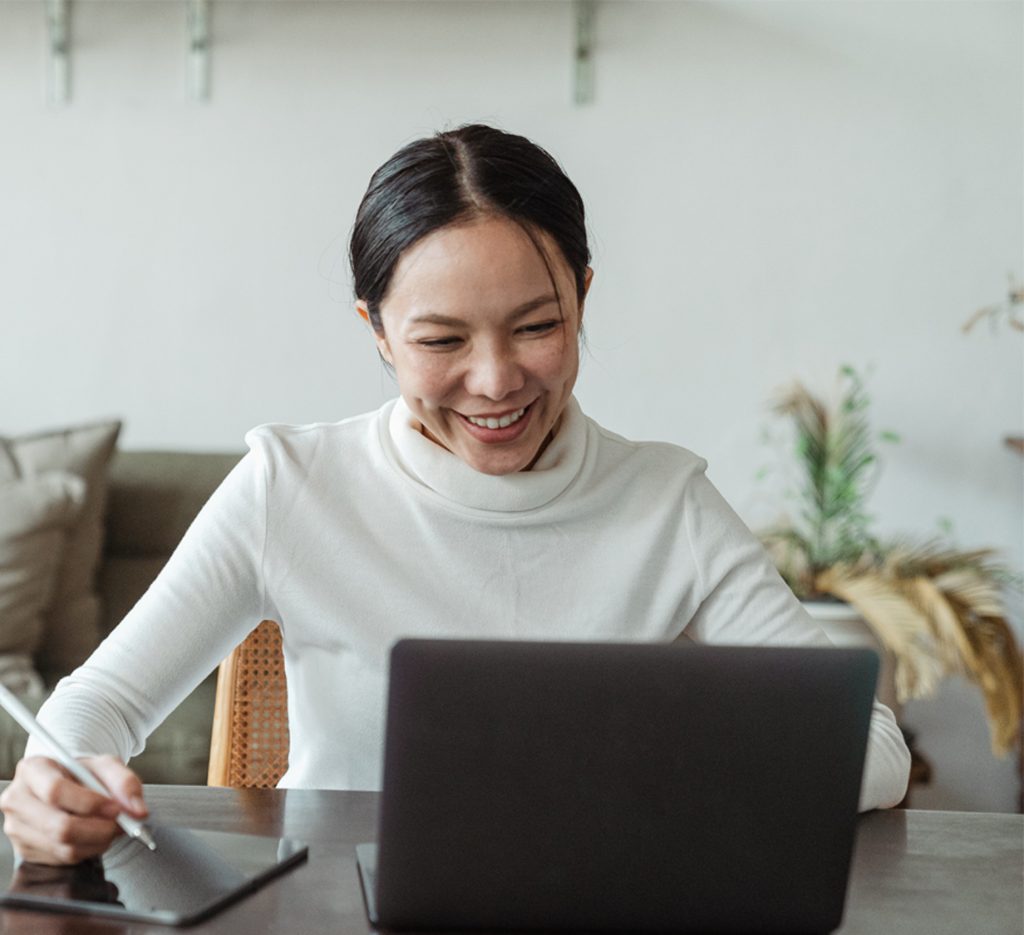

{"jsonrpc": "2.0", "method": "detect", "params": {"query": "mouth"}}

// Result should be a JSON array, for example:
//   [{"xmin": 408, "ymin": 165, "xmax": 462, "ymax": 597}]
[
  {"xmin": 456, "ymin": 401, "xmax": 535, "ymax": 442},
  {"xmin": 464, "ymin": 407, "xmax": 527, "ymax": 429}
]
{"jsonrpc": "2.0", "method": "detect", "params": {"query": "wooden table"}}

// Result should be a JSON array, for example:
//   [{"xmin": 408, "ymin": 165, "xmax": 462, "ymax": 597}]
[{"xmin": 1, "ymin": 786, "xmax": 1020, "ymax": 934}]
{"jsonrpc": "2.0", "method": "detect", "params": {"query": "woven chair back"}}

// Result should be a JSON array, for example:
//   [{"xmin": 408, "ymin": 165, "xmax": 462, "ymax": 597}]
[{"xmin": 208, "ymin": 619, "xmax": 289, "ymax": 788}]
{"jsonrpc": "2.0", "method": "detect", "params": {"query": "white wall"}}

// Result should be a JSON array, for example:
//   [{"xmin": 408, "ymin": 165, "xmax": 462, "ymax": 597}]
[{"xmin": 1, "ymin": 1, "xmax": 1021, "ymax": 809}]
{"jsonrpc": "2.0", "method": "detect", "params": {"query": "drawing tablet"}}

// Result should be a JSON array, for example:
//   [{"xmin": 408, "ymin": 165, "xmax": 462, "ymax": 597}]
[{"xmin": 0, "ymin": 824, "xmax": 307, "ymax": 926}]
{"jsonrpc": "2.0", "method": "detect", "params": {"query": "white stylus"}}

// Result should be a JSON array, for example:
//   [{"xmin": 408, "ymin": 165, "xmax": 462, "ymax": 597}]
[{"xmin": 0, "ymin": 683, "xmax": 157, "ymax": 851}]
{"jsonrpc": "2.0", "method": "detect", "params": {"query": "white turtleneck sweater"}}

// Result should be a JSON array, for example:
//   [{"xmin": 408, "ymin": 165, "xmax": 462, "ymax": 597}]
[{"xmin": 33, "ymin": 397, "xmax": 910, "ymax": 810}]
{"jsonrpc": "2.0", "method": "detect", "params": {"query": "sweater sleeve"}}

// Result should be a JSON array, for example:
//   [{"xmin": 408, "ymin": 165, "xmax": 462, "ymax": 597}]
[
  {"xmin": 27, "ymin": 438, "xmax": 273, "ymax": 765},
  {"xmin": 681, "ymin": 470, "xmax": 911, "ymax": 812}
]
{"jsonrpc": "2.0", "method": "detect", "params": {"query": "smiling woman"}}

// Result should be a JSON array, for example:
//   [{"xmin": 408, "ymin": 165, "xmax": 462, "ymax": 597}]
[
  {"xmin": 350, "ymin": 125, "xmax": 593, "ymax": 475},
  {"xmin": 1, "ymin": 124, "xmax": 912, "ymax": 866}
]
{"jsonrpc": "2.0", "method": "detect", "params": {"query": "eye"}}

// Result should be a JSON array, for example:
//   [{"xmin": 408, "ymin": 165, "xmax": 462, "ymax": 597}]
[
  {"xmin": 518, "ymin": 320, "xmax": 560, "ymax": 336},
  {"xmin": 417, "ymin": 336, "xmax": 463, "ymax": 349}
]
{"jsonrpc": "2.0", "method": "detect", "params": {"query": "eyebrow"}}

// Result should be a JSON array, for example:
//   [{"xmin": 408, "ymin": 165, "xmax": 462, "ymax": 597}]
[{"xmin": 409, "ymin": 293, "xmax": 559, "ymax": 327}]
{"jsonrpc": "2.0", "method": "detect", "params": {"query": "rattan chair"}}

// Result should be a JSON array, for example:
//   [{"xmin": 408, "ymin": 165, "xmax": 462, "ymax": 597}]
[{"xmin": 207, "ymin": 619, "xmax": 290, "ymax": 788}]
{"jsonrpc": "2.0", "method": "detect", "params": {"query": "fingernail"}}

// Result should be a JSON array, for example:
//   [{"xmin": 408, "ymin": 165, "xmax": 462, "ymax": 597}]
[{"xmin": 131, "ymin": 797, "xmax": 147, "ymax": 814}]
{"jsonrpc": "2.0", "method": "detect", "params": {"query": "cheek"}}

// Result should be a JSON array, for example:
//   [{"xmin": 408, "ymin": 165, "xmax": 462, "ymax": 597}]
[
  {"xmin": 537, "ymin": 340, "xmax": 579, "ymax": 383},
  {"xmin": 395, "ymin": 353, "xmax": 457, "ymax": 403}
]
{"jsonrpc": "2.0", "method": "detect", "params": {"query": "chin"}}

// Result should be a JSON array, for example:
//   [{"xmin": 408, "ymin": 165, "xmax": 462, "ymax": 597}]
[
  {"xmin": 466, "ymin": 455, "xmax": 531, "ymax": 476},
  {"xmin": 460, "ymin": 445, "xmax": 536, "ymax": 476}
]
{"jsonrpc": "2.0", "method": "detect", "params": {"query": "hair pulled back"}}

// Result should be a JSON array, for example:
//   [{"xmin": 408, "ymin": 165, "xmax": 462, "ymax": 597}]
[{"xmin": 349, "ymin": 124, "xmax": 590, "ymax": 334}]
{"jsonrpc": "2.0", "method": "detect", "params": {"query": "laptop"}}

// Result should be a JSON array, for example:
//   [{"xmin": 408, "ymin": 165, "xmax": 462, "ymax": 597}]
[{"xmin": 357, "ymin": 639, "xmax": 878, "ymax": 933}]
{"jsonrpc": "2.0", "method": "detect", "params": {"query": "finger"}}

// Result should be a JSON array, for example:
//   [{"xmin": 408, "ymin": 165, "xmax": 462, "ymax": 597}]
[
  {"xmin": 2, "ymin": 791, "xmax": 119, "ymax": 865},
  {"xmin": 13, "ymin": 757, "xmax": 118, "ymax": 819},
  {"xmin": 81, "ymin": 755, "xmax": 147, "ymax": 818}
]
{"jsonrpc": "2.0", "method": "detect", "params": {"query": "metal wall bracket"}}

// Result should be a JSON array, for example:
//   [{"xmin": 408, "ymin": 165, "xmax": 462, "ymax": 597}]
[
  {"xmin": 46, "ymin": 0, "xmax": 70, "ymax": 106},
  {"xmin": 187, "ymin": 0, "xmax": 211, "ymax": 101},
  {"xmin": 573, "ymin": 0, "xmax": 596, "ymax": 105}
]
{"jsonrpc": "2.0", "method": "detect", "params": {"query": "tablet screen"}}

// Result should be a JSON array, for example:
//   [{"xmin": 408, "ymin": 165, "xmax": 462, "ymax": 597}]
[{"xmin": 0, "ymin": 825, "xmax": 307, "ymax": 925}]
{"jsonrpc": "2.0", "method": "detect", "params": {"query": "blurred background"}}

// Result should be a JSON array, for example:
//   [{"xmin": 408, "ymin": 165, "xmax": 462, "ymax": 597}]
[{"xmin": 1, "ymin": 0, "xmax": 1021, "ymax": 809}]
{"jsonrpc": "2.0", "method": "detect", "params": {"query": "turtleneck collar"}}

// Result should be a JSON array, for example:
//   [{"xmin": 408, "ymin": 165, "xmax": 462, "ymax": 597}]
[{"xmin": 383, "ymin": 396, "xmax": 588, "ymax": 513}]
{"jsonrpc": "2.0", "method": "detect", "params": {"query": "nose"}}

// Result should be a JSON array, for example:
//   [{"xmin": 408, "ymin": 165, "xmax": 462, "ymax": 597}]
[{"xmin": 464, "ymin": 341, "xmax": 525, "ymax": 402}]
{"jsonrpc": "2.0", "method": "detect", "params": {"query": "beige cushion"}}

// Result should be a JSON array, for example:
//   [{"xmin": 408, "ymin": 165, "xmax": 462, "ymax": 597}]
[
  {"xmin": 2, "ymin": 421, "xmax": 121, "ymax": 680},
  {"xmin": 0, "ymin": 472, "xmax": 85, "ymax": 689}
]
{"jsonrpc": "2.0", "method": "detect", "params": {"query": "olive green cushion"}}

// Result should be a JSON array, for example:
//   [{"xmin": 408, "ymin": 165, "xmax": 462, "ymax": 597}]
[
  {"xmin": 127, "ymin": 673, "xmax": 219, "ymax": 785},
  {"xmin": 104, "ymin": 451, "xmax": 243, "ymax": 565}
]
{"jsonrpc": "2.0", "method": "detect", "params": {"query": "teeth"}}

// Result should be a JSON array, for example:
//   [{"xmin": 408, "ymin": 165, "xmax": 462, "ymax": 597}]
[{"xmin": 467, "ymin": 408, "xmax": 525, "ymax": 429}]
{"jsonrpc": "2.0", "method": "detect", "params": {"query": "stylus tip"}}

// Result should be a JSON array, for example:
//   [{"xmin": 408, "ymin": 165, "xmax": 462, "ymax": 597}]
[{"xmin": 134, "ymin": 826, "xmax": 158, "ymax": 851}]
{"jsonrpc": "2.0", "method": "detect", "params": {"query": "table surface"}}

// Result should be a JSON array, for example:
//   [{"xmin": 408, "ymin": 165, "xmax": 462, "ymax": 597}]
[{"xmin": 0, "ymin": 785, "xmax": 1020, "ymax": 934}]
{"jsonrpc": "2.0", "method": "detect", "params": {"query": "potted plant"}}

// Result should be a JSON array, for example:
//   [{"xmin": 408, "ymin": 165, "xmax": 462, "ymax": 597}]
[{"xmin": 759, "ymin": 365, "xmax": 1022, "ymax": 756}]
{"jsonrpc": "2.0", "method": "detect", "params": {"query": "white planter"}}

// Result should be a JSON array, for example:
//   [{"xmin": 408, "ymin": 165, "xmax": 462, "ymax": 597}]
[{"xmin": 803, "ymin": 600, "xmax": 902, "ymax": 721}]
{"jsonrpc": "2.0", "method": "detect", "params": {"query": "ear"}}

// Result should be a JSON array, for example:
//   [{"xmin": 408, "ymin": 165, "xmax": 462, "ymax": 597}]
[
  {"xmin": 357, "ymin": 301, "xmax": 394, "ymax": 366},
  {"xmin": 577, "ymin": 267, "xmax": 594, "ymax": 331},
  {"xmin": 356, "ymin": 301, "xmax": 393, "ymax": 364}
]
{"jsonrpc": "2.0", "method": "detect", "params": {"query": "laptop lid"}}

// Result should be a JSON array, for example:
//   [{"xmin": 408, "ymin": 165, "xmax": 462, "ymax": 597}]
[{"xmin": 364, "ymin": 639, "xmax": 878, "ymax": 933}]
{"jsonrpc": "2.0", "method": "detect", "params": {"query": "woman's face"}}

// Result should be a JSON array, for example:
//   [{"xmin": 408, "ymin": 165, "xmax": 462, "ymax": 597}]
[{"xmin": 366, "ymin": 216, "xmax": 592, "ymax": 476}]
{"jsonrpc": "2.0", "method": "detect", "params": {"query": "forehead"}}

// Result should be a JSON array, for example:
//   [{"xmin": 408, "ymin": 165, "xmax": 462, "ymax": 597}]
[{"xmin": 381, "ymin": 216, "xmax": 571, "ymax": 320}]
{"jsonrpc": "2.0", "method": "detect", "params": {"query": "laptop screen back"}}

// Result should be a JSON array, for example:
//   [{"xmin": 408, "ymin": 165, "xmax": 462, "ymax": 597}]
[{"xmin": 370, "ymin": 639, "xmax": 878, "ymax": 933}]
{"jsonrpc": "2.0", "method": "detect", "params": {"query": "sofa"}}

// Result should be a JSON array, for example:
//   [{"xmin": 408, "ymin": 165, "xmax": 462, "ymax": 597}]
[{"xmin": 0, "ymin": 443, "xmax": 241, "ymax": 784}]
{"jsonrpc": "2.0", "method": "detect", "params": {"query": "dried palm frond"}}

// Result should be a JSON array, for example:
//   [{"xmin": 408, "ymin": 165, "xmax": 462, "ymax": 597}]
[
  {"xmin": 935, "ymin": 575, "xmax": 1023, "ymax": 755},
  {"xmin": 815, "ymin": 565, "xmax": 946, "ymax": 701},
  {"xmin": 900, "ymin": 576, "xmax": 975, "ymax": 675},
  {"xmin": 960, "ymin": 615, "xmax": 1022, "ymax": 754}
]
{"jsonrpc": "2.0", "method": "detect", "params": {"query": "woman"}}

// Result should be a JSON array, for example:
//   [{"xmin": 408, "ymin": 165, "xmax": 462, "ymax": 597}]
[{"xmin": 1, "ymin": 125, "xmax": 911, "ymax": 864}]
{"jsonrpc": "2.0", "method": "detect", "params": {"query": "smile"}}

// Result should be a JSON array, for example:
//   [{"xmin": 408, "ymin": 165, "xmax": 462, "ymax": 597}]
[{"xmin": 464, "ymin": 408, "xmax": 526, "ymax": 430}]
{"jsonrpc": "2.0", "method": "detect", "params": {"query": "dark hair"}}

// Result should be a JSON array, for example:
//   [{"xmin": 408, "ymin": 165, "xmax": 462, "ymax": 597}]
[{"xmin": 349, "ymin": 124, "xmax": 590, "ymax": 334}]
